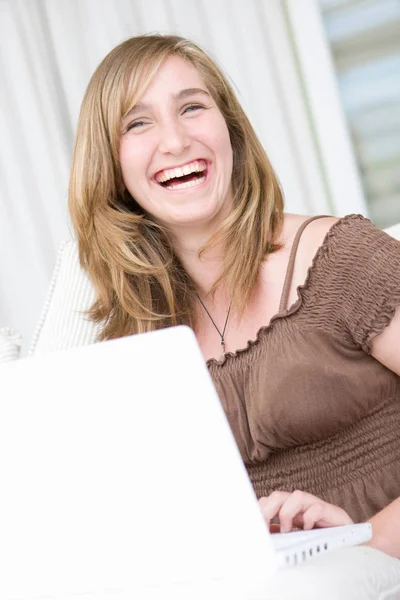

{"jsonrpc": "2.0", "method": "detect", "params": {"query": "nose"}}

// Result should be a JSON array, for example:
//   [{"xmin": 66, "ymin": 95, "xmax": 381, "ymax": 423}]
[{"xmin": 157, "ymin": 118, "xmax": 190, "ymax": 156}]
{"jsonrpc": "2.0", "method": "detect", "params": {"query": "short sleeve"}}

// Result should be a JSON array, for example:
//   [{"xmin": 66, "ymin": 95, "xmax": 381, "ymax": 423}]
[{"xmin": 333, "ymin": 215, "xmax": 400, "ymax": 354}]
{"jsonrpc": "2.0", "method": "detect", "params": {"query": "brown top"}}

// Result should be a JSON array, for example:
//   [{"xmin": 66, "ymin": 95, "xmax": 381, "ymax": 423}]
[{"xmin": 207, "ymin": 214, "xmax": 400, "ymax": 522}]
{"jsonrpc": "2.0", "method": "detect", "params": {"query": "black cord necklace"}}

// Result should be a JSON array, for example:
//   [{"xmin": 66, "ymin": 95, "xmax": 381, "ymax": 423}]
[{"xmin": 197, "ymin": 295, "xmax": 232, "ymax": 360}]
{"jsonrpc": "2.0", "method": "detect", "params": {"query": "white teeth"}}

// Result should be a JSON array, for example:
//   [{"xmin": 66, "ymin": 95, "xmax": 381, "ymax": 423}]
[
  {"xmin": 166, "ymin": 174, "xmax": 206, "ymax": 190},
  {"xmin": 174, "ymin": 167, "xmax": 185, "ymax": 178},
  {"xmin": 156, "ymin": 159, "xmax": 206, "ymax": 183}
]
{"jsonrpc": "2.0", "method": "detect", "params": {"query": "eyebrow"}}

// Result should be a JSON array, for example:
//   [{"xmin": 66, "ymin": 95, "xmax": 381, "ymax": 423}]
[
  {"xmin": 123, "ymin": 88, "xmax": 210, "ymax": 119},
  {"xmin": 175, "ymin": 87, "xmax": 210, "ymax": 100}
]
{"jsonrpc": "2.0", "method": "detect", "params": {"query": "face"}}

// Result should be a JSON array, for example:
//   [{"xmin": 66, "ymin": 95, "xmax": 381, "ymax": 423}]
[{"xmin": 119, "ymin": 56, "xmax": 233, "ymax": 237}]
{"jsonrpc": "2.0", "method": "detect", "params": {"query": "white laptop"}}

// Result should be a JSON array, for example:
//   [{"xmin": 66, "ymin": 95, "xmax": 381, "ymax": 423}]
[{"xmin": 0, "ymin": 325, "xmax": 371, "ymax": 600}]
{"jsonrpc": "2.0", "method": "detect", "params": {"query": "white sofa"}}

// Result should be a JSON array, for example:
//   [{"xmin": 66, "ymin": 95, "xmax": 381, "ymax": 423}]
[
  {"xmin": 1, "ymin": 222, "xmax": 400, "ymax": 599},
  {"xmin": 385, "ymin": 223, "xmax": 400, "ymax": 242}
]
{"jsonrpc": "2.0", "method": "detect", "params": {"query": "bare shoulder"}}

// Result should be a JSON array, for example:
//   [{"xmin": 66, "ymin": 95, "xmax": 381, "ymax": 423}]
[
  {"xmin": 282, "ymin": 213, "xmax": 340, "ymax": 267},
  {"xmin": 283, "ymin": 213, "xmax": 339, "ymax": 246}
]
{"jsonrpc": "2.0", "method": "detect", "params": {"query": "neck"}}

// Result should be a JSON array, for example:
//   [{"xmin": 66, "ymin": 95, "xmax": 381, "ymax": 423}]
[
  {"xmin": 164, "ymin": 191, "xmax": 234, "ymax": 294},
  {"xmin": 169, "ymin": 228, "xmax": 225, "ymax": 296}
]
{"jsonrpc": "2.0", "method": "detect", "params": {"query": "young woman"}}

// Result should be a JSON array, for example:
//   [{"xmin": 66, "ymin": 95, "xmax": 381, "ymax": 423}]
[{"xmin": 69, "ymin": 34, "xmax": 400, "ymax": 556}]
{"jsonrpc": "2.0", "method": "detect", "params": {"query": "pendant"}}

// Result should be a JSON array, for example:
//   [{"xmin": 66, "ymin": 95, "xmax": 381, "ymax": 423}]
[{"xmin": 218, "ymin": 340, "xmax": 226, "ymax": 362}]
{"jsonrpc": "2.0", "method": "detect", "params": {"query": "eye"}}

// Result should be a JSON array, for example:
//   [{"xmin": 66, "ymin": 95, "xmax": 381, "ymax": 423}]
[
  {"xmin": 125, "ymin": 120, "xmax": 147, "ymax": 132},
  {"xmin": 182, "ymin": 104, "xmax": 204, "ymax": 115}
]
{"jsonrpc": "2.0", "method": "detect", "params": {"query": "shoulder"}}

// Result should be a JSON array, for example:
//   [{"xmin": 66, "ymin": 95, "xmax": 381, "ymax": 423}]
[
  {"xmin": 279, "ymin": 213, "xmax": 395, "ymax": 282},
  {"xmin": 281, "ymin": 213, "xmax": 339, "ymax": 244},
  {"xmin": 282, "ymin": 213, "xmax": 399, "ymax": 277},
  {"xmin": 281, "ymin": 213, "xmax": 339, "ymax": 268},
  {"xmin": 281, "ymin": 212, "xmax": 394, "ymax": 253}
]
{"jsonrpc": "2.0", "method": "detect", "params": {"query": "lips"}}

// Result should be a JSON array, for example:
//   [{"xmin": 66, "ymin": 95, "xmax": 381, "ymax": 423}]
[{"xmin": 153, "ymin": 159, "xmax": 208, "ymax": 190}]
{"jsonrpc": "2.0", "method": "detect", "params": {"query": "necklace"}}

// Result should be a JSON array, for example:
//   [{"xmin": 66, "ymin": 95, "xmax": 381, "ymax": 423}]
[{"xmin": 197, "ymin": 295, "xmax": 232, "ymax": 361}]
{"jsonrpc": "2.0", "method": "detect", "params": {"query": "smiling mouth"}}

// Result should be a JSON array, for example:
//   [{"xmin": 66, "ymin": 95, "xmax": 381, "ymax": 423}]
[{"xmin": 154, "ymin": 159, "xmax": 208, "ymax": 190}]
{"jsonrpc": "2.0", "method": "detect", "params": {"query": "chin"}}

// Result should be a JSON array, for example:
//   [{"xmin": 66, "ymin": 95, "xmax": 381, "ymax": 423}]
[{"xmin": 168, "ymin": 204, "xmax": 225, "ymax": 229}]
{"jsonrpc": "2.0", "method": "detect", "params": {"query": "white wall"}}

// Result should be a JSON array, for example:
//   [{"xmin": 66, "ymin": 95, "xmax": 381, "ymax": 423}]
[{"xmin": 0, "ymin": 0, "xmax": 365, "ymax": 352}]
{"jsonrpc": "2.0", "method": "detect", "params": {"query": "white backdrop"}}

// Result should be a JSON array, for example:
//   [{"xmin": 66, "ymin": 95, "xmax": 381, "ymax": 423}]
[{"xmin": 0, "ymin": 0, "xmax": 366, "ymax": 352}]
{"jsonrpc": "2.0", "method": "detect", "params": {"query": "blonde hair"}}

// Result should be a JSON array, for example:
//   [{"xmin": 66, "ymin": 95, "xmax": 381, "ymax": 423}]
[{"xmin": 69, "ymin": 34, "xmax": 284, "ymax": 340}]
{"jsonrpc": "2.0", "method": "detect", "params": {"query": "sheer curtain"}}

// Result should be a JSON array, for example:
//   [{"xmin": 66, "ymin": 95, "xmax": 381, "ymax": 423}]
[{"xmin": 0, "ymin": 0, "xmax": 355, "ymax": 352}]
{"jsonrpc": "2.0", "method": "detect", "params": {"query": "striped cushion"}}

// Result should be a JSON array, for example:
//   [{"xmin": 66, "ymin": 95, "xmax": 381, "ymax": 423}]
[
  {"xmin": 0, "ymin": 328, "xmax": 22, "ymax": 363},
  {"xmin": 28, "ymin": 240, "xmax": 100, "ymax": 356}
]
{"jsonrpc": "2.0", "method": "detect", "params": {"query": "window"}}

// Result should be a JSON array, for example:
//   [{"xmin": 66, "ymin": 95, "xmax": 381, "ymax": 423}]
[{"xmin": 319, "ymin": 0, "xmax": 400, "ymax": 228}]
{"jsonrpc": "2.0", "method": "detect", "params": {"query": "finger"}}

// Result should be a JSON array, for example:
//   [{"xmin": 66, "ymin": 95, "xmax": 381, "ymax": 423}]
[
  {"xmin": 260, "ymin": 490, "xmax": 353, "ymax": 533},
  {"xmin": 278, "ymin": 490, "xmax": 322, "ymax": 533},
  {"xmin": 301, "ymin": 503, "xmax": 326, "ymax": 530},
  {"xmin": 258, "ymin": 491, "xmax": 292, "ymax": 526},
  {"xmin": 302, "ymin": 502, "xmax": 353, "ymax": 530}
]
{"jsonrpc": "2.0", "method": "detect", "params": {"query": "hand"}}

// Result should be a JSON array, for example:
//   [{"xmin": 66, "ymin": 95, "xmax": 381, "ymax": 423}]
[{"xmin": 258, "ymin": 490, "xmax": 353, "ymax": 533}]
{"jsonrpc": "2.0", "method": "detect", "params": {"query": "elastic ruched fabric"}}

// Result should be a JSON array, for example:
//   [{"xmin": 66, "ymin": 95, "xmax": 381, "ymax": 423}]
[{"xmin": 208, "ymin": 215, "xmax": 400, "ymax": 523}]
